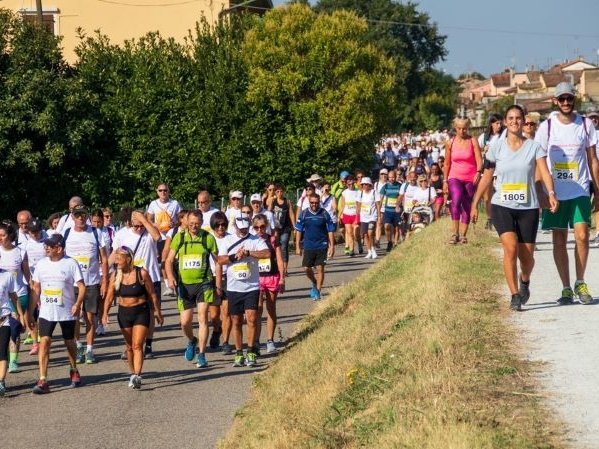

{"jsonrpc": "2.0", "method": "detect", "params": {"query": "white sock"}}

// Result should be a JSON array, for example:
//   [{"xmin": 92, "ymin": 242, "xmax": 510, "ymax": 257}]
[{"xmin": 86, "ymin": 345, "xmax": 93, "ymax": 352}]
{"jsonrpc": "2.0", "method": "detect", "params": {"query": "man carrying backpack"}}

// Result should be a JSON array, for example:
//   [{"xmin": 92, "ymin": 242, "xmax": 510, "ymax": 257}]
[
  {"xmin": 165, "ymin": 210, "xmax": 219, "ymax": 368},
  {"xmin": 535, "ymin": 82, "xmax": 599, "ymax": 305}
]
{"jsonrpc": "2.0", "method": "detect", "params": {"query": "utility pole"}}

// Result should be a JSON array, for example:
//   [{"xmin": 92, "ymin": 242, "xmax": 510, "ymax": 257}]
[{"xmin": 36, "ymin": 0, "xmax": 43, "ymax": 26}]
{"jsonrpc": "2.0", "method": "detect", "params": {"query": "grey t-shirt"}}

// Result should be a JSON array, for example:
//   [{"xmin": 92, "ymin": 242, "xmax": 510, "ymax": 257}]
[{"xmin": 486, "ymin": 138, "xmax": 546, "ymax": 210}]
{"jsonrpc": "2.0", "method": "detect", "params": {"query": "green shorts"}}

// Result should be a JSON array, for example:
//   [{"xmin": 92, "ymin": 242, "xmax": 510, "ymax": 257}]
[
  {"xmin": 176, "ymin": 282, "xmax": 214, "ymax": 312},
  {"xmin": 11, "ymin": 294, "xmax": 29, "ymax": 313},
  {"xmin": 541, "ymin": 196, "xmax": 591, "ymax": 230}
]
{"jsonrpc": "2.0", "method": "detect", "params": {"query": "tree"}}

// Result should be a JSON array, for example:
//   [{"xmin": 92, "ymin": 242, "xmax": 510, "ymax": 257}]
[{"xmin": 458, "ymin": 72, "xmax": 485, "ymax": 81}]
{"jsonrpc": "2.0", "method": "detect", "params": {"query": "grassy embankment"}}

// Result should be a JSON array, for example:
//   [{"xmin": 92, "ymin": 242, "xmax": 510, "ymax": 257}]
[{"xmin": 220, "ymin": 220, "xmax": 563, "ymax": 448}]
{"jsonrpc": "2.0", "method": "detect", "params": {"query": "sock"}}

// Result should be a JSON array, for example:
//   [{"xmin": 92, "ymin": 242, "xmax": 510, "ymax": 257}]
[
  {"xmin": 76, "ymin": 341, "xmax": 83, "ymax": 348},
  {"xmin": 145, "ymin": 338, "xmax": 153, "ymax": 348},
  {"xmin": 575, "ymin": 279, "xmax": 584, "ymax": 285},
  {"xmin": 520, "ymin": 277, "xmax": 530, "ymax": 285},
  {"xmin": 236, "ymin": 350, "xmax": 243, "ymax": 356},
  {"xmin": 9, "ymin": 352, "xmax": 17, "ymax": 363},
  {"xmin": 40, "ymin": 375, "xmax": 46, "ymax": 381},
  {"xmin": 86, "ymin": 345, "xmax": 92, "ymax": 352}
]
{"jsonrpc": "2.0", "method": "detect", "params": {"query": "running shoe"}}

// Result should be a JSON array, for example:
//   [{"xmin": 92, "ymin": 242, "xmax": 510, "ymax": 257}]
[
  {"xmin": 0, "ymin": 380, "xmax": 5, "ymax": 397},
  {"xmin": 344, "ymin": 247, "xmax": 350, "ymax": 255},
  {"xmin": 133, "ymin": 375, "xmax": 142, "ymax": 390},
  {"xmin": 121, "ymin": 349, "xmax": 128, "ymax": 360},
  {"xmin": 185, "ymin": 337, "xmax": 198, "ymax": 361},
  {"xmin": 370, "ymin": 249, "xmax": 378, "ymax": 259},
  {"xmin": 209, "ymin": 331, "xmax": 221, "ymax": 350},
  {"xmin": 128, "ymin": 374, "xmax": 136, "ymax": 389},
  {"xmin": 233, "ymin": 354, "xmax": 245, "ymax": 367},
  {"xmin": 557, "ymin": 287, "xmax": 574, "ymax": 305},
  {"xmin": 29, "ymin": 343, "xmax": 39, "ymax": 356},
  {"xmin": 309, "ymin": 286, "xmax": 317, "ymax": 299},
  {"xmin": 245, "ymin": 351, "xmax": 257, "ymax": 367},
  {"xmin": 196, "ymin": 352, "xmax": 208, "ymax": 368},
  {"xmin": 313, "ymin": 289, "xmax": 321, "ymax": 301},
  {"xmin": 76, "ymin": 343, "xmax": 85, "ymax": 364},
  {"xmin": 8, "ymin": 360, "xmax": 19, "ymax": 373},
  {"xmin": 349, "ymin": 251, "xmax": 356, "ymax": 257},
  {"xmin": 96, "ymin": 324, "xmax": 106, "ymax": 336},
  {"xmin": 386, "ymin": 242, "xmax": 393, "ymax": 252},
  {"xmin": 510, "ymin": 293, "xmax": 522, "ymax": 311},
  {"xmin": 374, "ymin": 240, "xmax": 380, "ymax": 249},
  {"xmin": 364, "ymin": 251, "xmax": 372, "ymax": 259},
  {"xmin": 358, "ymin": 242, "xmax": 364, "ymax": 254},
  {"xmin": 23, "ymin": 335, "xmax": 34, "ymax": 345},
  {"xmin": 70, "ymin": 368, "xmax": 81, "ymax": 388},
  {"xmin": 222, "ymin": 343, "xmax": 234, "ymax": 355},
  {"xmin": 594, "ymin": 235, "xmax": 599, "ymax": 247},
  {"xmin": 574, "ymin": 281, "xmax": 594, "ymax": 305},
  {"xmin": 266, "ymin": 340, "xmax": 277, "ymax": 353},
  {"xmin": 518, "ymin": 277, "xmax": 531, "ymax": 305},
  {"xmin": 144, "ymin": 346, "xmax": 154, "ymax": 359},
  {"xmin": 85, "ymin": 350, "xmax": 96, "ymax": 364},
  {"xmin": 32, "ymin": 379, "xmax": 50, "ymax": 395}
]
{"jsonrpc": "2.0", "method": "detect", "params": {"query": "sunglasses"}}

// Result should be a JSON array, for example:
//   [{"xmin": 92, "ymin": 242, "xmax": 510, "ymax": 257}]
[
  {"xmin": 73, "ymin": 213, "xmax": 87, "ymax": 219},
  {"xmin": 132, "ymin": 224, "xmax": 144, "ymax": 229},
  {"xmin": 557, "ymin": 96, "xmax": 574, "ymax": 104},
  {"xmin": 214, "ymin": 222, "xmax": 226, "ymax": 228},
  {"xmin": 158, "ymin": 189, "xmax": 168, "ymax": 192},
  {"xmin": 103, "ymin": 214, "xmax": 112, "ymax": 218},
  {"xmin": 231, "ymin": 198, "xmax": 241, "ymax": 201},
  {"xmin": 523, "ymin": 122, "xmax": 536, "ymax": 126},
  {"xmin": 253, "ymin": 225, "xmax": 266, "ymax": 231},
  {"xmin": 309, "ymin": 202, "xmax": 320, "ymax": 205}
]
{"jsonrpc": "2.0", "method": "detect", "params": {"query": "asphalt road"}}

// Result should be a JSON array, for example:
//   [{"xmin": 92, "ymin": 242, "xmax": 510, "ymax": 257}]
[{"xmin": 1, "ymin": 243, "xmax": 381, "ymax": 449}]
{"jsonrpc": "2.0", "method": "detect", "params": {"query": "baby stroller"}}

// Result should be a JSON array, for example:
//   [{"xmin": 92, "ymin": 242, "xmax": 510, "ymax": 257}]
[{"xmin": 408, "ymin": 206, "xmax": 433, "ymax": 235}]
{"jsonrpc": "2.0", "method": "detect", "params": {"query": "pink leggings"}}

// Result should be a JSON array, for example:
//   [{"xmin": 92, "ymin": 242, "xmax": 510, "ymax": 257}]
[{"xmin": 448, "ymin": 178, "xmax": 475, "ymax": 224}]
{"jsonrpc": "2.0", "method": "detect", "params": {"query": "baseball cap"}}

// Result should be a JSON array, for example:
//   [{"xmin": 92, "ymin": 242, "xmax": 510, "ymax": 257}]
[
  {"xmin": 45, "ymin": 234, "xmax": 65, "ymax": 248},
  {"xmin": 360, "ymin": 177, "xmax": 373, "ymax": 185},
  {"xmin": 250, "ymin": 193, "xmax": 262, "ymax": 203},
  {"xmin": 417, "ymin": 174, "xmax": 428, "ymax": 182},
  {"xmin": 554, "ymin": 82, "xmax": 575, "ymax": 98},
  {"xmin": 380, "ymin": 168, "xmax": 389, "ymax": 174},
  {"xmin": 235, "ymin": 213, "xmax": 251, "ymax": 230},
  {"xmin": 27, "ymin": 219, "xmax": 42, "ymax": 233},
  {"xmin": 306, "ymin": 173, "xmax": 323, "ymax": 183},
  {"xmin": 72, "ymin": 205, "xmax": 88, "ymax": 216},
  {"xmin": 586, "ymin": 108, "xmax": 599, "ymax": 119},
  {"xmin": 230, "ymin": 191, "xmax": 243, "ymax": 200},
  {"xmin": 339, "ymin": 170, "xmax": 350, "ymax": 180}
]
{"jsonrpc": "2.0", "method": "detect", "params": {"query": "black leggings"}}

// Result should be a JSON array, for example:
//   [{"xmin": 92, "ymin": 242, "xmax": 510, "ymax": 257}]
[{"xmin": 0, "ymin": 326, "xmax": 10, "ymax": 362}]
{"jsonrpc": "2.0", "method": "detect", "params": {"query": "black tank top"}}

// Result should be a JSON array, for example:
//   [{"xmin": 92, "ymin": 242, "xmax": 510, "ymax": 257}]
[
  {"xmin": 271, "ymin": 198, "xmax": 290, "ymax": 230},
  {"xmin": 117, "ymin": 267, "xmax": 145, "ymax": 298},
  {"xmin": 259, "ymin": 235, "xmax": 279, "ymax": 277},
  {"xmin": 430, "ymin": 174, "xmax": 443, "ymax": 191}
]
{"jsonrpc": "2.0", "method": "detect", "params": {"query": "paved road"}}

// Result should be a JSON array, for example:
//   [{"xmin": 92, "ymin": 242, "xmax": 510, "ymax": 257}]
[
  {"xmin": 1, "ymin": 244, "xmax": 381, "ymax": 449},
  {"xmin": 511, "ymin": 231, "xmax": 599, "ymax": 449}
]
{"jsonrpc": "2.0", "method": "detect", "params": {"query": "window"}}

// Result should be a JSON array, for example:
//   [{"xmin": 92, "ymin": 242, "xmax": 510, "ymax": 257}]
[{"xmin": 19, "ymin": 8, "xmax": 59, "ymax": 36}]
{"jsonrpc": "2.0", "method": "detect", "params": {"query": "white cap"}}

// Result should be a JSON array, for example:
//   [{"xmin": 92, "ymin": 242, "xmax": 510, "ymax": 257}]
[
  {"xmin": 306, "ymin": 173, "xmax": 323, "ymax": 183},
  {"xmin": 230, "ymin": 190, "xmax": 243, "ymax": 199},
  {"xmin": 250, "ymin": 193, "xmax": 262, "ymax": 203},
  {"xmin": 360, "ymin": 177, "xmax": 373, "ymax": 185}
]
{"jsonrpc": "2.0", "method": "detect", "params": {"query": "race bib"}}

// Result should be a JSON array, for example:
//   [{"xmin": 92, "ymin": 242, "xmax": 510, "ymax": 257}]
[
  {"xmin": 501, "ymin": 183, "xmax": 528, "ymax": 204},
  {"xmin": 42, "ymin": 288, "xmax": 63, "ymax": 306},
  {"xmin": 553, "ymin": 161, "xmax": 579, "ymax": 181},
  {"xmin": 232, "ymin": 263, "xmax": 250, "ymax": 281},
  {"xmin": 386, "ymin": 197, "xmax": 397, "ymax": 208},
  {"xmin": 258, "ymin": 258, "xmax": 271, "ymax": 273},
  {"xmin": 73, "ymin": 255, "xmax": 90, "ymax": 272},
  {"xmin": 133, "ymin": 258, "xmax": 144, "ymax": 268},
  {"xmin": 360, "ymin": 203, "xmax": 371, "ymax": 213},
  {"xmin": 182, "ymin": 254, "xmax": 202, "ymax": 270},
  {"xmin": 345, "ymin": 201, "xmax": 356, "ymax": 213}
]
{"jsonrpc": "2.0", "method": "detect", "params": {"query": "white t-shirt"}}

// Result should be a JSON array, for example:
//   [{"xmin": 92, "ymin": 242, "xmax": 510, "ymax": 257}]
[
  {"xmin": 535, "ymin": 114, "xmax": 598, "ymax": 200},
  {"xmin": 225, "ymin": 207, "xmax": 242, "ymax": 234},
  {"xmin": 56, "ymin": 214, "xmax": 92, "ymax": 233},
  {"xmin": 213, "ymin": 232, "xmax": 231, "ymax": 276},
  {"xmin": 201, "ymin": 207, "xmax": 218, "ymax": 233},
  {"xmin": 33, "ymin": 257, "xmax": 83, "ymax": 322},
  {"xmin": 357, "ymin": 190, "xmax": 381, "ymax": 222},
  {"xmin": 400, "ymin": 183, "xmax": 420, "ymax": 212},
  {"xmin": 320, "ymin": 194, "xmax": 337, "ymax": 223},
  {"xmin": 412, "ymin": 186, "xmax": 437, "ymax": 205},
  {"xmin": 0, "ymin": 270, "xmax": 17, "ymax": 322},
  {"xmin": 0, "ymin": 247, "xmax": 28, "ymax": 297},
  {"xmin": 112, "ymin": 227, "xmax": 161, "ymax": 282},
  {"xmin": 341, "ymin": 189, "xmax": 359, "ymax": 216},
  {"xmin": 63, "ymin": 227, "xmax": 106, "ymax": 286},
  {"xmin": 25, "ymin": 237, "xmax": 47, "ymax": 274},
  {"xmin": 147, "ymin": 199, "xmax": 182, "ymax": 238},
  {"xmin": 218, "ymin": 233, "xmax": 267, "ymax": 293}
]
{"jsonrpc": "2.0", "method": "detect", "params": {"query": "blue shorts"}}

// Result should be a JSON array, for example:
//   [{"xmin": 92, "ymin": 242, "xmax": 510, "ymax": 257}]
[{"xmin": 383, "ymin": 211, "xmax": 400, "ymax": 226}]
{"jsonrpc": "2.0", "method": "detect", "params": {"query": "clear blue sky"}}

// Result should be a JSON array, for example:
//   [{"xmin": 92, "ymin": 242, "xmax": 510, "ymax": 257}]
[{"xmin": 271, "ymin": 0, "xmax": 599, "ymax": 77}]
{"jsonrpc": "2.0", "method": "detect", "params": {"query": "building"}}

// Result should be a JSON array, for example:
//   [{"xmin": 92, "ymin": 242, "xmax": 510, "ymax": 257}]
[{"xmin": 0, "ymin": 0, "xmax": 273, "ymax": 63}]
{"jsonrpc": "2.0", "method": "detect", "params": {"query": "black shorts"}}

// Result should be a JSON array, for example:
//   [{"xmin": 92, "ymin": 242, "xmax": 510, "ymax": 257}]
[
  {"xmin": 491, "ymin": 204, "xmax": 539, "ymax": 244},
  {"xmin": 117, "ymin": 303, "xmax": 151, "ymax": 329},
  {"xmin": 74, "ymin": 284, "xmax": 101, "ymax": 314},
  {"xmin": 0, "ymin": 326, "xmax": 10, "ymax": 361},
  {"xmin": 227, "ymin": 290, "xmax": 259, "ymax": 316},
  {"xmin": 38, "ymin": 317, "xmax": 76, "ymax": 340},
  {"xmin": 360, "ymin": 221, "xmax": 377, "ymax": 235},
  {"xmin": 179, "ymin": 281, "xmax": 214, "ymax": 310},
  {"xmin": 148, "ymin": 281, "xmax": 161, "ymax": 309},
  {"xmin": 157, "ymin": 240, "xmax": 165, "ymax": 264},
  {"xmin": 302, "ymin": 248, "xmax": 327, "ymax": 267}
]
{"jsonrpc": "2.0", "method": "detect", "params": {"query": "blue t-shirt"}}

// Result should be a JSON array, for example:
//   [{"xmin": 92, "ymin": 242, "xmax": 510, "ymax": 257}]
[
  {"xmin": 379, "ymin": 181, "xmax": 402, "ymax": 212},
  {"xmin": 294, "ymin": 208, "xmax": 335, "ymax": 250}
]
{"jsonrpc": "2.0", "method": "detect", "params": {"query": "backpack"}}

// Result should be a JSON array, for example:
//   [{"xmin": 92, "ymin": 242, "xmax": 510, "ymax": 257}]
[
  {"xmin": 547, "ymin": 115, "xmax": 589, "ymax": 142},
  {"xmin": 63, "ymin": 227, "xmax": 102, "ymax": 262},
  {"xmin": 153, "ymin": 201, "xmax": 172, "ymax": 233},
  {"xmin": 174, "ymin": 230, "xmax": 210, "ymax": 283}
]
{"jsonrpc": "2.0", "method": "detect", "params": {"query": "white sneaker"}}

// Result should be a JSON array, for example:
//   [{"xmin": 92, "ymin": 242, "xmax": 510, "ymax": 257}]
[
  {"xmin": 371, "ymin": 249, "xmax": 378, "ymax": 259},
  {"xmin": 96, "ymin": 324, "xmax": 105, "ymax": 336},
  {"xmin": 128, "ymin": 374, "xmax": 136, "ymax": 389},
  {"xmin": 266, "ymin": 340, "xmax": 277, "ymax": 353},
  {"xmin": 364, "ymin": 251, "xmax": 372, "ymax": 259}
]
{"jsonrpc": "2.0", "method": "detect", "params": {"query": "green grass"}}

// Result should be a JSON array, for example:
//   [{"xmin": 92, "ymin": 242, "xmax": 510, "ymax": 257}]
[{"xmin": 219, "ymin": 219, "xmax": 564, "ymax": 449}]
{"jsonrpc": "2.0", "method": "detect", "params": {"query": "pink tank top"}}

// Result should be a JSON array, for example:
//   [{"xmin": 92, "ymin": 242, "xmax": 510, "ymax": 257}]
[{"xmin": 448, "ymin": 138, "xmax": 477, "ymax": 182}]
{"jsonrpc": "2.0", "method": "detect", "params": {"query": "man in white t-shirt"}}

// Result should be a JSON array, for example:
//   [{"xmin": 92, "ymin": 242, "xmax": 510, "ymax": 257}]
[
  {"xmin": 30, "ymin": 234, "xmax": 85, "ymax": 394},
  {"xmin": 147, "ymin": 183, "xmax": 182, "ymax": 296},
  {"xmin": 249, "ymin": 194, "xmax": 277, "ymax": 235},
  {"xmin": 535, "ymin": 82, "xmax": 599, "ymax": 305},
  {"xmin": 56, "ymin": 196, "xmax": 89, "ymax": 233},
  {"xmin": 225, "ymin": 191, "xmax": 244, "ymax": 234},
  {"xmin": 198, "ymin": 191, "xmax": 218, "ymax": 233},
  {"xmin": 16, "ymin": 210, "xmax": 33, "ymax": 248},
  {"xmin": 217, "ymin": 214, "xmax": 269, "ymax": 368},
  {"xmin": 62, "ymin": 205, "xmax": 108, "ymax": 364}
]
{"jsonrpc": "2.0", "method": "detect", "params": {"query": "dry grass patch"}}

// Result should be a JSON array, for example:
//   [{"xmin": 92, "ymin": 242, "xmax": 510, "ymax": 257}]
[{"xmin": 219, "ymin": 220, "xmax": 564, "ymax": 449}]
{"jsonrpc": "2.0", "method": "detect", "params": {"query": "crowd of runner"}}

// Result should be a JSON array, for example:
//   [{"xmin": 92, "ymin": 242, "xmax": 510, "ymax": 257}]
[{"xmin": 1, "ymin": 80, "xmax": 598, "ymax": 396}]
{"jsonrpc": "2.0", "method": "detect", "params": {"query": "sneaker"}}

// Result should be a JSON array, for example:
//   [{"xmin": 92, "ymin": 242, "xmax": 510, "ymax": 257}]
[
  {"xmin": 518, "ymin": 277, "xmax": 531, "ymax": 305},
  {"xmin": 222, "ymin": 343, "xmax": 234, "ymax": 355},
  {"xmin": 594, "ymin": 235, "xmax": 599, "ymax": 247},
  {"xmin": 246, "ymin": 351, "xmax": 257, "ymax": 367},
  {"xmin": 358, "ymin": 243, "xmax": 364, "ymax": 254},
  {"xmin": 374, "ymin": 240, "xmax": 380, "ymax": 249},
  {"xmin": 128, "ymin": 374, "xmax": 136, "ymax": 389},
  {"xmin": 364, "ymin": 250, "xmax": 372, "ymax": 259},
  {"xmin": 133, "ymin": 375, "xmax": 142, "ymax": 390},
  {"xmin": 0, "ymin": 380, "xmax": 5, "ymax": 397},
  {"xmin": 70, "ymin": 368, "xmax": 81, "ymax": 388},
  {"xmin": 8, "ymin": 360, "xmax": 19, "ymax": 373},
  {"xmin": 344, "ymin": 247, "xmax": 350, "ymax": 255},
  {"xmin": 510, "ymin": 293, "xmax": 522, "ymax": 311},
  {"xmin": 313, "ymin": 289, "xmax": 321, "ymax": 301},
  {"xmin": 209, "ymin": 331, "xmax": 221, "ymax": 350},
  {"xmin": 386, "ymin": 242, "xmax": 393, "ymax": 252},
  {"xmin": 32, "ymin": 379, "xmax": 50, "ymax": 395},
  {"xmin": 370, "ymin": 249, "xmax": 378, "ymax": 259},
  {"xmin": 164, "ymin": 287, "xmax": 175, "ymax": 297},
  {"xmin": 96, "ymin": 324, "xmax": 106, "ymax": 336},
  {"xmin": 23, "ymin": 335, "xmax": 34, "ymax": 345},
  {"xmin": 233, "ymin": 353, "xmax": 245, "ymax": 367},
  {"xmin": 76, "ymin": 343, "xmax": 85, "ymax": 364},
  {"xmin": 309, "ymin": 285, "xmax": 317, "ymax": 299},
  {"xmin": 196, "ymin": 352, "xmax": 208, "ymax": 368},
  {"xmin": 557, "ymin": 287, "xmax": 574, "ymax": 305},
  {"xmin": 121, "ymin": 349, "xmax": 128, "ymax": 361},
  {"xmin": 266, "ymin": 340, "xmax": 277, "ymax": 353},
  {"xmin": 29, "ymin": 343, "xmax": 39, "ymax": 356},
  {"xmin": 349, "ymin": 251, "xmax": 356, "ymax": 257},
  {"xmin": 574, "ymin": 281, "xmax": 594, "ymax": 305},
  {"xmin": 85, "ymin": 350, "xmax": 96, "ymax": 364},
  {"xmin": 184, "ymin": 337, "xmax": 198, "ymax": 361},
  {"xmin": 144, "ymin": 346, "xmax": 154, "ymax": 359}
]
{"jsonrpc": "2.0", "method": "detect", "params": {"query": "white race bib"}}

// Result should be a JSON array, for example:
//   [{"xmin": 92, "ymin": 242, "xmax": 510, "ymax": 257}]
[
  {"xmin": 181, "ymin": 254, "xmax": 202, "ymax": 270},
  {"xmin": 232, "ymin": 263, "xmax": 250, "ymax": 281},
  {"xmin": 133, "ymin": 258, "xmax": 144, "ymax": 268},
  {"xmin": 553, "ymin": 161, "xmax": 579, "ymax": 182},
  {"xmin": 258, "ymin": 258, "xmax": 271, "ymax": 273},
  {"xmin": 42, "ymin": 288, "xmax": 63, "ymax": 306},
  {"xmin": 386, "ymin": 197, "xmax": 397, "ymax": 208},
  {"xmin": 501, "ymin": 183, "xmax": 528, "ymax": 204},
  {"xmin": 345, "ymin": 201, "xmax": 356, "ymax": 213},
  {"xmin": 73, "ymin": 255, "xmax": 90, "ymax": 272}
]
